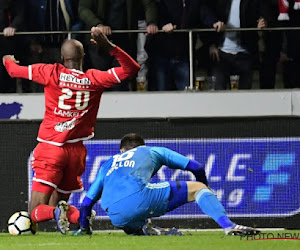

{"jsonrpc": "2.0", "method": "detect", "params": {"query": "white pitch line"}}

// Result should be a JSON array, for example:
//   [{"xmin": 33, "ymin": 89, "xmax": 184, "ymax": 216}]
[
  {"xmin": 8, "ymin": 243, "xmax": 62, "ymax": 247},
  {"xmin": 93, "ymin": 228, "xmax": 286, "ymax": 233}
]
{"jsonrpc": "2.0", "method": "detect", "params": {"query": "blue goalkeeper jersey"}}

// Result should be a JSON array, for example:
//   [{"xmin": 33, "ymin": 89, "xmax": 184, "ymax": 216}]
[{"xmin": 85, "ymin": 145, "xmax": 189, "ymax": 211}]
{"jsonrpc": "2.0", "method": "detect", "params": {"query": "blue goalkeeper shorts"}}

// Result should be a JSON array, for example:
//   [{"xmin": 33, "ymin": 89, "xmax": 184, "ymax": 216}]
[
  {"xmin": 106, "ymin": 181, "xmax": 188, "ymax": 233},
  {"xmin": 107, "ymin": 182, "xmax": 171, "ymax": 231}
]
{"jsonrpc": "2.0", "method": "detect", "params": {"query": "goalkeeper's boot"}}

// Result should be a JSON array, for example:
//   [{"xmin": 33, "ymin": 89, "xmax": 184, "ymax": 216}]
[
  {"xmin": 54, "ymin": 200, "xmax": 70, "ymax": 235},
  {"xmin": 142, "ymin": 220, "xmax": 183, "ymax": 236},
  {"xmin": 163, "ymin": 227, "xmax": 184, "ymax": 236},
  {"xmin": 73, "ymin": 227, "xmax": 92, "ymax": 236},
  {"xmin": 224, "ymin": 224, "xmax": 260, "ymax": 236}
]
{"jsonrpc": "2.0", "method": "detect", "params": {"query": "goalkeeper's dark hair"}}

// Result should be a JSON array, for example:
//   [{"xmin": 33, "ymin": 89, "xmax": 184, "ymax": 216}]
[{"xmin": 120, "ymin": 133, "xmax": 145, "ymax": 150}]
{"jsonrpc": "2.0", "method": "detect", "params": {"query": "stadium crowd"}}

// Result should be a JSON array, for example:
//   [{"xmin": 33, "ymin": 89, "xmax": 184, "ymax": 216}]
[{"xmin": 1, "ymin": 0, "xmax": 300, "ymax": 93}]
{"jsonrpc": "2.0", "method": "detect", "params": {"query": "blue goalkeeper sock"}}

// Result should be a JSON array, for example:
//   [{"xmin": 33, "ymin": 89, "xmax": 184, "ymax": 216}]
[{"xmin": 195, "ymin": 188, "xmax": 235, "ymax": 229}]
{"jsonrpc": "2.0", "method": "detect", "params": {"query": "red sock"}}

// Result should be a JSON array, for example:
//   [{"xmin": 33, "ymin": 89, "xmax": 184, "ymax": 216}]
[
  {"xmin": 31, "ymin": 204, "xmax": 55, "ymax": 223},
  {"xmin": 67, "ymin": 205, "xmax": 80, "ymax": 224}
]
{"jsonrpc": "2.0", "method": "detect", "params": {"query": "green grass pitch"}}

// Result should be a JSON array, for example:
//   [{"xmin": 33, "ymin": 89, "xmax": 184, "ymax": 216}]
[{"xmin": 0, "ymin": 230, "xmax": 299, "ymax": 250}]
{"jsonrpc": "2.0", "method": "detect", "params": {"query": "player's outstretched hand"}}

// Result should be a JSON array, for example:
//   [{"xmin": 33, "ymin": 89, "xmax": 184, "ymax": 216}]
[
  {"xmin": 90, "ymin": 27, "xmax": 116, "ymax": 52},
  {"xmin": 2, "ymin": 55, "xmax": 19, "ymax": 66}
]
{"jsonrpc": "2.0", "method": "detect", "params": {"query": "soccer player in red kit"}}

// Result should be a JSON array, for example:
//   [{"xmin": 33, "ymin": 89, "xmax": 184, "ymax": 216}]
[{"xmin": 2, "ymin": 27, "xmax": 140, "ymax": 234}]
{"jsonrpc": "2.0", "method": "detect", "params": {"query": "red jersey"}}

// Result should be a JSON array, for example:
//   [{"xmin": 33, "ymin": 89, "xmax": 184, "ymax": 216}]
[{"xmin": 4, "ymin": 47, "xmax": 140, "ymax": 146}]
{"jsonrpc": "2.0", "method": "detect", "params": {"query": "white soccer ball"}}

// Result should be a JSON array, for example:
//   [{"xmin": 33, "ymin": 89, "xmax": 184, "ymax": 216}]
[{"xmin": 8, "ymin": 211, "xmax": 37, "ymax": 235}]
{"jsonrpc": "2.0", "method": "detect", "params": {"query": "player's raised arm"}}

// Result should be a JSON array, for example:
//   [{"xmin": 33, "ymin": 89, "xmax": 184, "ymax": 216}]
[
  {"xmin": 2, "ymin": 55, "xmax": 28, "ymax": 78},
  {"xmin": 89, "ymin": 27, "xmax": 140, "ymax": 87},
  {"xmin": 3, "ymin": 55, "xmax": 54, "ymax": 85},
  {"xmin": 151, "ymin": 147, "xmax": 208, "ymax": 185}
]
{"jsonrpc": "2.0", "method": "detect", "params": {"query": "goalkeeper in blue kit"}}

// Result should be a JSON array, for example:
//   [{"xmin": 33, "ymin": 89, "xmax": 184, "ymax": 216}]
[{"xmin": 74, "ymin": 133, "xmax": 260, "ymax": 236}]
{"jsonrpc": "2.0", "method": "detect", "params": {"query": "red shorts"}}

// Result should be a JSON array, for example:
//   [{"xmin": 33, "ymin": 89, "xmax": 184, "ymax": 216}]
[{"xmin": 31, "ymin": 141, "xmax": 86, "ymax": 194}]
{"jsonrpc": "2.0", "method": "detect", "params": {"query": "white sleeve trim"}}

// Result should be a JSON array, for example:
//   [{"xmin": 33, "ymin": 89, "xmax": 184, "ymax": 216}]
[
  {"xmin": 28, "ymin": 65, "xmax": 32, "ymax": 80},
  {"xmin": 112, "ymin": 68, "xmax": 121, "ymax": 83}
]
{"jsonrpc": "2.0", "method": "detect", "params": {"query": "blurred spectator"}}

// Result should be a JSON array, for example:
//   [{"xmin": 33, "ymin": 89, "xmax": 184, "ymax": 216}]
[
  {"xmin": 0, "ymin": 0, "xmax": 24, "ymax": 93},
  {"xmin": 78, "ymin": 0, "xmax": 158, "ymax": 91},
  {"xmin": 24, "ymin": 0, "xmax": 82, "ymax": 92},
  {"xmin": 283, "ymin": 0, "xmax": 300, "ymax": 88},
  {"xmin": 260, "ymin": 0, "xmax": 300, "ymax": 89},
  {"xmin": 136, "ymin": 4, "xmax": 149, "ymax": 91},
  {"xmin": 147, "ymin": 0, "xmax": 225, "ymax": 91},
  {"xmin": 209, "ymin": 0, "xmax": 266, "ymax": 90},
  {"xmin": 260, "ymin": 0, "xmax": 286, "ymax": 89}
]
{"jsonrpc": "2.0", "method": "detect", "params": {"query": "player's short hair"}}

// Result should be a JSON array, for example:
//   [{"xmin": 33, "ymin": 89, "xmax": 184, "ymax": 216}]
[{"xmin": 120, "ymin": 133, "xmax": 145, "ymax": 150}]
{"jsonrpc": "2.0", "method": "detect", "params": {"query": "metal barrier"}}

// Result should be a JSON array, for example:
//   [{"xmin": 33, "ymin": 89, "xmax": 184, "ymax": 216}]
[{"xmin": 1, "ymin": 27, "xmax": 300, "ymax": 90}]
